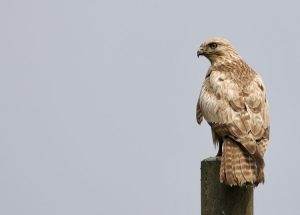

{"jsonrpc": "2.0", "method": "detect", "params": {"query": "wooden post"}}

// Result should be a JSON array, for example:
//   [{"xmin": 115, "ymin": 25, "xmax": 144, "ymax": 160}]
[{"xmin": 201, "ymin": 157, "xmax": 253, "ymax": 215}]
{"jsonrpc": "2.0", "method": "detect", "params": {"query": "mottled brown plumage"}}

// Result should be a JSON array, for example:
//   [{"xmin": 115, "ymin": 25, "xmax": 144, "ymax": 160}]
[{"xmin": 196, "ymin": 38, "xmax": 270, "ymax": 186}]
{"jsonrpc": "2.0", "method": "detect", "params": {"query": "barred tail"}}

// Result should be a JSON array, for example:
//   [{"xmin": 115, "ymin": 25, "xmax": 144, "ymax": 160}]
[{"xmin": 220, "ymin": 138, "xmax": 264, "ymax": 186}]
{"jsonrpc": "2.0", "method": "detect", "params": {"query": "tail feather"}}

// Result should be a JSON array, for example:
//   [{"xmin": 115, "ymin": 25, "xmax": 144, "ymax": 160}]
[
  {"xmin": 222, "ymin": 140, "xmax": 235, "ymax": 184},
  {"xmin": 220, "ymin": 138, "xmax": 264, "ymax": 186},
  {"xmin": 234, "ymin": 147, "xmax": 247, "ymax": 184},
  {"xmin": 237, "ymin": 152, "xmax": 247, "ymax": 185},
  {"xmin": 241, "ymin": 154, "xmax": 256, "ymax": 183}
]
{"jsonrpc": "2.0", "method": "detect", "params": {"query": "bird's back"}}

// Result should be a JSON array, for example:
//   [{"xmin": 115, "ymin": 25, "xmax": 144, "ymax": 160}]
[{"xmin": 197, "ymin": 59, "xmax": 269, "ymax": 186}]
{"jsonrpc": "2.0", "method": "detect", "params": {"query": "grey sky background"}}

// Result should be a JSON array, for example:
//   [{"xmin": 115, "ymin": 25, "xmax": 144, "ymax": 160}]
[{"xmin": 1, "ymin": 0, "xmax": 299, "ymax": 214}]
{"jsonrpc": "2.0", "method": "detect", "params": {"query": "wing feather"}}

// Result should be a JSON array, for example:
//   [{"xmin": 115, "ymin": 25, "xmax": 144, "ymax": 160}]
[{"xmin": 198, "ymin": 66, "xmax": 270, "ymax": 157}]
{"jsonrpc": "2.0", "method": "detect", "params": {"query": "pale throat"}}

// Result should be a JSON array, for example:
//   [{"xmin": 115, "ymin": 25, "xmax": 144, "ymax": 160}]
[{"xmin": 207, "ymin": 52, "xmax": 241, "ymax": 65}]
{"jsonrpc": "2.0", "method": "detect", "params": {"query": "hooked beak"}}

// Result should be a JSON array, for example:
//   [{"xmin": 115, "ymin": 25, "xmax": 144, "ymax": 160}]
[{"xmin": 197, "ymin": 48, "xmax": 204, "ymax": 58}]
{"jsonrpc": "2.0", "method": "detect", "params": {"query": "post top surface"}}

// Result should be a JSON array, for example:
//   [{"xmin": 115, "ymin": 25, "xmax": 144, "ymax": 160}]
[{"xmin": 202, "ymin": 156, "xmax": 221, "ymax": 162}]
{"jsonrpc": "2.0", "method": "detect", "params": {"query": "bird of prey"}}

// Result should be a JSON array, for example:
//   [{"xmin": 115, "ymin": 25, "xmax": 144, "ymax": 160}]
[{"xmin": 196, "ymin": 38, "xmax": 270, "ymax": 186}]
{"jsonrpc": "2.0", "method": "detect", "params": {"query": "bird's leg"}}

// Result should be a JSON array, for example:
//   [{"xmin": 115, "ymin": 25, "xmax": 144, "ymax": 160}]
[{"xmin": 216, "ymin": 140, "xmax": 223, "ymax": 157}]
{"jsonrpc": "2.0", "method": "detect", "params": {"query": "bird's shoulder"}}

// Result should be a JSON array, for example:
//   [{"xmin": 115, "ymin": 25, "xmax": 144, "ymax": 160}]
[
  {"xmin": 201, "ymin": 59, "xmax": 268, "ymax": 112},
  {"xmin": 209, "ymin": 59, "xmax": 257, "ymax": 86}
]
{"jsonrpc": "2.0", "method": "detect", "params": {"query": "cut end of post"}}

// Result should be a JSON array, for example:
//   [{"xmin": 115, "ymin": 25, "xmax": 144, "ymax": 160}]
[{"xmin": 202, "ymin": 156, "xmax": 221, "ymax": 162}]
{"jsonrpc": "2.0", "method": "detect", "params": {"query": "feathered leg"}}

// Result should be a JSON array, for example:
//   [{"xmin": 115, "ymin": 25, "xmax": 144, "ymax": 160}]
[{"xmin": 216, "ymin": 139, "xmax": 223, "ymax": 157}]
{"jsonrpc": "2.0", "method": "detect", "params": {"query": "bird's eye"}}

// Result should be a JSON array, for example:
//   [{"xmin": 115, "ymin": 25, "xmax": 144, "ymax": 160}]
[{"xmin": 209, "ymin": 43, "xmax": 218, "ymax": 49}]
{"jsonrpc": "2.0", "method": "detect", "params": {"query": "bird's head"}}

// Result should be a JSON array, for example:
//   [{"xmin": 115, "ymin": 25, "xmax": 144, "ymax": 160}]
[{"xmin": 197, "ymin": 38, "xmax": 239, "ymax": 64}]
